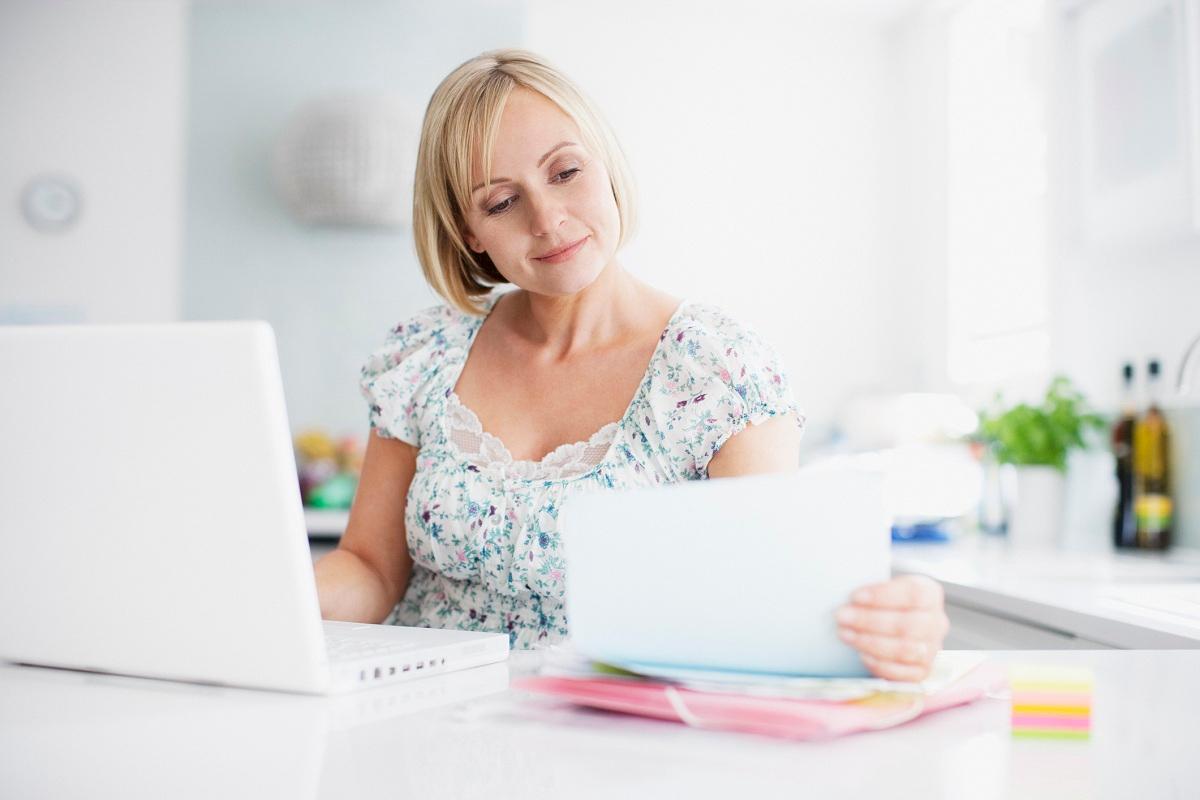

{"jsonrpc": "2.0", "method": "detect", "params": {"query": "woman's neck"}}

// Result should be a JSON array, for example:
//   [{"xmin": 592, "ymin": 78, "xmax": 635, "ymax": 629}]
[{"xmin": 503, "ymin": 261, "xmax": 653, "ymax": 360}]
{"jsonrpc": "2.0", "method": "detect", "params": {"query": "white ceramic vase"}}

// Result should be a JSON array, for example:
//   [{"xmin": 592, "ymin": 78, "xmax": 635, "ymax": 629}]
[{"xmin": 1008, "ymin": 466, "xmax": 1066, "ymax": 548}]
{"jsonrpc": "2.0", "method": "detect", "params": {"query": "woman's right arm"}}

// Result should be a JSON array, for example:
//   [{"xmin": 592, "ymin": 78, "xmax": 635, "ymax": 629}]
[{"xmin": 314, "ymin": 430, "xmax": 416, "ymax": 623}]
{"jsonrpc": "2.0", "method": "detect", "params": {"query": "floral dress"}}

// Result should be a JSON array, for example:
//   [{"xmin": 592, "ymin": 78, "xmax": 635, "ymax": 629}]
[{"xmin": 359, "ymin": 293, "xmax": 804, "ymax": 649}]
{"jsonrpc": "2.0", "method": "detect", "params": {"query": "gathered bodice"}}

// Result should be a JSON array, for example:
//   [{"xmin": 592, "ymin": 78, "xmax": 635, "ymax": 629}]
[{"xmin": 358, "ymin": 294, "xmax": 804, "ymax": 648}]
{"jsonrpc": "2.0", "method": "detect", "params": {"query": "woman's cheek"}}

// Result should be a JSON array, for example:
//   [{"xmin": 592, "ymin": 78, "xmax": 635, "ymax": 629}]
[
  {"xmin": 491, "ymin": 221, "xmax": 525, "ymax": 268},
  {"xmin": 578, "ymin": 181, "xmax": 615, "ymax": 236}
]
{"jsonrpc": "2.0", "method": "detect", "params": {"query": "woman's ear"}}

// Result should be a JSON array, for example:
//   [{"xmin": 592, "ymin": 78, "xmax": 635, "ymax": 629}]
[{"xmin": 463, "ymin": 228, "xmax": 484, "ymax": 254}]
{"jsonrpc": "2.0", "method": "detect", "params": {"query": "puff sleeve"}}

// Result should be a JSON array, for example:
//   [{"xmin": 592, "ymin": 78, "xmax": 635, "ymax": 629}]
[
  {"xmin": 359, "ymin": 305, "xmax": 460, "ymax": 447},
  {"xmin": 655, "ymin": 304, "xmax": 805, "ymax": 479}
]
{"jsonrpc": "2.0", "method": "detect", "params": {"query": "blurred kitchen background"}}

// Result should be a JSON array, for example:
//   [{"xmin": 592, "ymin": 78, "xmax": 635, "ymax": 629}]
[{"xmin": 3, "ymin": 0, "xmax": 1198, "ymax": 549}]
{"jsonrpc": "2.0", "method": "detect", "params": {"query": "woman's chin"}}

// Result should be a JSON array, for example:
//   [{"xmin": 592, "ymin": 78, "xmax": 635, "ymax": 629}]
[{"xmin": 527, "ymin": 262, "xmax": 607, "ymax": 297}]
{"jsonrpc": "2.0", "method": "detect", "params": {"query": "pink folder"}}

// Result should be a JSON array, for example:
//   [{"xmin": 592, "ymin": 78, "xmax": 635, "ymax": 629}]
[{"xmin": 515, "ymin": 662, "xmax": 1007, "ymax": 740}]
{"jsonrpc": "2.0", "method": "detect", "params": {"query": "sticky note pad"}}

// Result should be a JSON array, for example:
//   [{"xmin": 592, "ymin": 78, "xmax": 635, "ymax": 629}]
[{"xmin": 1008, "ymin": 665, "xmax": 1093, "ymax": 740}]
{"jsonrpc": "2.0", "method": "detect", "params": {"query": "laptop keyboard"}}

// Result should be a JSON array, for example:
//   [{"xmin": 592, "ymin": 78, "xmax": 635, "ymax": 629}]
[{"xmin": 324, "ymin": 633, "xmax": 419, "ymax": 661}]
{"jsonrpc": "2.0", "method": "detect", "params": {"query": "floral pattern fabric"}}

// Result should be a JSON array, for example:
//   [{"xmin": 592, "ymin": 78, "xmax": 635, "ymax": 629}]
[{"xmin": 359, "ymin": 293, "xmax": 804, "ymax": 649}]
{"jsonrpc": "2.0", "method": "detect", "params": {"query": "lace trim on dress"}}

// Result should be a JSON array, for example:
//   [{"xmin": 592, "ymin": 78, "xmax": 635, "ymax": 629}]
[{"xmin": 445, "ymin": 393, "xmax": 618, "ymax": 481}]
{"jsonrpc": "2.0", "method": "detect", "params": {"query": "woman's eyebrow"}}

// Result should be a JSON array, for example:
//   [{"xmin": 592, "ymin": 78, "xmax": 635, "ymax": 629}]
[
  {"xmin": 470, "ymin": 141, "xmax": 578, "ymax": 194},
  {"xmin": 536, "ymin": 140, "xmax": 577, "ymax": 167}
]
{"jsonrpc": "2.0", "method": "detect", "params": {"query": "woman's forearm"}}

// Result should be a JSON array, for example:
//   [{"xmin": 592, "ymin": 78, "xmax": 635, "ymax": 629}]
[{"xmin": 314, "ymin": 548, "xmax": 408, "ymax": 624}]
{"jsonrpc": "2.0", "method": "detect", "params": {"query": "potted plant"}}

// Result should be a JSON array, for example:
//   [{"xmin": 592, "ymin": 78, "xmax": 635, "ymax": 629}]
[{"xmin": 976, "ymin": 376, "xmax": 1107, "ymax": 547}]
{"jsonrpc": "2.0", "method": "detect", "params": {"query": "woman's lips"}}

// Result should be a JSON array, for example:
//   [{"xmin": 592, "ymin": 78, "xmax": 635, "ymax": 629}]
[{"xmin": 534, "ymin": 236, "xmax": 588, "ymax": 264}]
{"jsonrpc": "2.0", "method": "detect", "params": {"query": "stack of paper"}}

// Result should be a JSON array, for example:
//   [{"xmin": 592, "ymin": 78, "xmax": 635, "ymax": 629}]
[
  {"xmin": 514, "ymin": 649, "xmax": 1004, "ymax": 741},
  {"xmin": 1008, "ymin": 665, "xmax": 1093, "ymax": 740}
]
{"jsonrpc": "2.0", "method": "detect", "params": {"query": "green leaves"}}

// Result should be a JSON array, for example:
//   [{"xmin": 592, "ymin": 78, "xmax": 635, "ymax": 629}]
[{"xmin": 976, "ymin": 376, "xmax": 1108, "ymax": 472}]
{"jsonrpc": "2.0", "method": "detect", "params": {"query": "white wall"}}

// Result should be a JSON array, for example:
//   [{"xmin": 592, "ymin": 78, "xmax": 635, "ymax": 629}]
[
  {"xmin": 882, "ymin": 5, "xmax": 951, "ymax": 395},
  {"xmin": 1047, "ymin": 2, "xmax": 1200, "ymax": 412},
  {"xmin": 523, "ymin": 0, "xmax": 908, "ymax": 436},
  {"xmin": 1050, "ymin": 244, "xmax": 1200, "ymax": 410},
  {"xmin": 0, "ymin": 0, "xmax": 185, "ymax": 324},
  {"xmin": 882, "ymin": 0, "xmax": 1200, "ymax": 417}
]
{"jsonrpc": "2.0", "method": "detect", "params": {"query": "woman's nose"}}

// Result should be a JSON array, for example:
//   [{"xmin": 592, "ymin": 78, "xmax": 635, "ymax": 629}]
[{"xmin": 526, "ymin": 189, "xmax": 566, "ymax": 237}]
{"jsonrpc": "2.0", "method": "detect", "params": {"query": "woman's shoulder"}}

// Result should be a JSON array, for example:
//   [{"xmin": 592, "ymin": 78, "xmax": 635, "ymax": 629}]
[
  {"xmin": 383, "ymin": 301, "xmax": 479, "ymax": 349},
  {"xmin": 651, "ymin": 300, "xmax": 796, "ymax": 413},
  {"xmin": 670, "ymin": 301, "xmax": 757, "ymax": 337},
  {"xmin": 358, "ymin": 300, "xmax": 486, "ymax": 445},
  {"xmin": 661, "ymin": 301, "xmax": 784, "ymax": 373},
  {"xmin": 642, "ymin": 300, "xmax": 802, "ymax": 477},
  {"xmin": 362, "ymin": 301, "xmax": 483, "ymax": 375}
]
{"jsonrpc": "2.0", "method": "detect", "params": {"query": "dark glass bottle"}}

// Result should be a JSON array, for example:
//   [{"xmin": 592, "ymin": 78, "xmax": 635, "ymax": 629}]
[
  {"xmin": 1133, "ymin": 359, "xmax": 1172, "ymax": 549},
  {"xmin": 1112, "ymin": 363, "xmax": 1137, "ymax": 549}
]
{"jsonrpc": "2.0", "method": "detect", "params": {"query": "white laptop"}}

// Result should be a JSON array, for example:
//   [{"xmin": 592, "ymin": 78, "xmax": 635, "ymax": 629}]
[
  {"xmin": 560, "ymin": 467, "xmax": 891, "ymax": 677},
  {"xmin": 0, "ymin": 322, "xmax": 508, "ymax": 694}
]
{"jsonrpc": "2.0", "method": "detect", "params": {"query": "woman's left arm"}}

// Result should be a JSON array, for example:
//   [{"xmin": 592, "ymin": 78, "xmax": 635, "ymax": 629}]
[{"xmin": 707, "ymin": 414, "xmax": 950, "ymax": 681}]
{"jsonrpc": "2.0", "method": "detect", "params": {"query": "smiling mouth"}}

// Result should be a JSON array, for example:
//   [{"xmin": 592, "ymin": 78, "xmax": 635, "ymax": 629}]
[{"xmin": 534, "ymin": 236, "xmax": 588, "ymax": 262}]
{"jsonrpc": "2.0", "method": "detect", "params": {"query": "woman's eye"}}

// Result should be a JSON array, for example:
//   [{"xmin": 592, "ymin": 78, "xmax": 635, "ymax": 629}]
[
  {"xmin": 484, "ymin": 168, "xmax": 579, "ymax": 216},
  {"xmin": 486, "ymin": 197, "xmax": 515, "ymax": 216}
]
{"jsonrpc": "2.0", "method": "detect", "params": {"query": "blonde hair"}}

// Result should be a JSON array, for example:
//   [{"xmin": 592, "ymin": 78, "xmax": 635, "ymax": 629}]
[{"xmin": 412, "ymin": 49, "xmax": 638, "ymax": 315}]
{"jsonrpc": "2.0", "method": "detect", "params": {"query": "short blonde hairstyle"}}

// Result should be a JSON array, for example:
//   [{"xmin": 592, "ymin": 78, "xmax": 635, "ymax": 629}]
[{"xmin": 412, "ymin": 49, "xmax": 638, "ymax": 315}]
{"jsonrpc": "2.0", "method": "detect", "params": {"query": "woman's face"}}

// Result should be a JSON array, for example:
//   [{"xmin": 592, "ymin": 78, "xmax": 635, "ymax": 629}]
[{"xmin": 462, "ymin": 88, "xmax": 621, "ymax": 297}]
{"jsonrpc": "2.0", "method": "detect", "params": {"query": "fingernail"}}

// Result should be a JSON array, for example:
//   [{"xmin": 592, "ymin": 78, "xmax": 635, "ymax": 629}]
[
  {"xmin": 835, "ymin": 607, "xmax": 857, "ymax": 624},
  {"xmin": 838, "ymin": 628, "xmax": 856, "ymax": 642},
  {"xmin": 853, "ymin": 589, "xmax": 871, "ymax": 603}
]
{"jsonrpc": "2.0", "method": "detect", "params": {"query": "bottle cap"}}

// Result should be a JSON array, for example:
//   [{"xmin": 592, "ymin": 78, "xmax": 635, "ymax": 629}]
[
  {"xmin": 1148, "ymin": 359, "xmax": 1161, "ymax": 377},
  {"xmin": 1122, "ymin": 362, "xmax": 1134, "ymax": 381}
]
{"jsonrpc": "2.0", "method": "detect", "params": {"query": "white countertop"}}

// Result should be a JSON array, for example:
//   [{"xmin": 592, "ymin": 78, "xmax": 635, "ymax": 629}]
[
  {"xmin": 2, "ymin": 649, "xmax": 1197, "ymax": 799},
  {"xmin": 892, "ymin": 536, "xmax": 1200, "ymax": 647},
  {"xmin": 305, "ymin": 508, "xmax": 349, "ymax": 538}
]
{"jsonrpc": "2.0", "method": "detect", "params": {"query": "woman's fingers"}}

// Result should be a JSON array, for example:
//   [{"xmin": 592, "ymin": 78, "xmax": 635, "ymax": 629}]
[
  {"xmin": 837, "ymin": 628, "xmax": 933, "ymax": 666},
  {"xmin": 836, "ymin": 605, "xmax": 950, "ymax": 641},
  {"xmin": 851, "ymin": 574, "xmax": 943, "ymax": 610},
  {"xmin": 858, "ymin": 652, "xmax": 929, "ymax": 683},
  {"xmin": 835, "ymin": 575, "xmax": 950, "ymax": 682}
]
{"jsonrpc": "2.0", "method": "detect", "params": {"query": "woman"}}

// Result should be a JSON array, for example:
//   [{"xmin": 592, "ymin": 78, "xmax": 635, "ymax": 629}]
[{"xmin": 314, "ymin": 49, "xmax": 949, "ymax": 682}]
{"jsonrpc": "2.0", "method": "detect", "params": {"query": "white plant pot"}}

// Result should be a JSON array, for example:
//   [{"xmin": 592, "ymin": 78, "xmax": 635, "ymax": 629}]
[{"xmin": 1009, "ymin": 466, "xmax": 1066, "ymax": 548}]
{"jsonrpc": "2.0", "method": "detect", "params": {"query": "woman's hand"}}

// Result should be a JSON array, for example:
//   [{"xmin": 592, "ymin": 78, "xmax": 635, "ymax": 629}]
[{"xmin": 834, "ymin": 574, "xmax": 950, "ymax": 682}]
